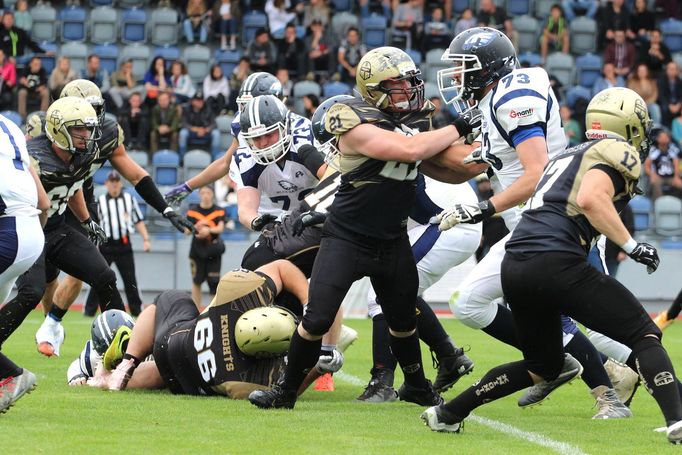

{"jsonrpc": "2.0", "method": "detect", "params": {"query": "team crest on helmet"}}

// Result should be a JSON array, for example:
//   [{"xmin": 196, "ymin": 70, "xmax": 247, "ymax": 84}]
[
  {"xmin": 462, "ymin": 31, "xmax": 496, "ymax": 50},
  {"xmin": 359, "ymin": 61, "xmax": 372, "ymax": 81}
]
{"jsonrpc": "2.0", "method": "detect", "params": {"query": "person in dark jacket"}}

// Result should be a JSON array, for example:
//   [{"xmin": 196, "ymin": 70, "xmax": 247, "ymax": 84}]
[
  {"xmin": 179, "ymin": 90, "xmax": 221, "ymax": 158},
  {"xmin": 0, "ymin": 10, "xmax": 47, "ymax": 61}
]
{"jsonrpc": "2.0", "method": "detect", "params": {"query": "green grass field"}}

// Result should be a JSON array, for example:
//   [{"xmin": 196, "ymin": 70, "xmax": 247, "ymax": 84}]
[{"xmin": 3, "ymin": 312, "xmax": 682, "ymax": 454}]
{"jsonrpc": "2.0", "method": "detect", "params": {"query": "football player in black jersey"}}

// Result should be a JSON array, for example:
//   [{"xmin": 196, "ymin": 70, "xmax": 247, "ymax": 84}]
[
  {"xmin": 422, "ymin": 88, "xmax": 682, "ymax": 444},
  {"xmin": 248, "ymin": 47, "xmax": 481, "ymax": 409}
]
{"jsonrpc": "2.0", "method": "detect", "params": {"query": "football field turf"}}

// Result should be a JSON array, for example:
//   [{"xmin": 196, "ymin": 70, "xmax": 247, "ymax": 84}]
[{"xmin": 3, "ymin": 312, "xmax": 682, "ymax": 454}]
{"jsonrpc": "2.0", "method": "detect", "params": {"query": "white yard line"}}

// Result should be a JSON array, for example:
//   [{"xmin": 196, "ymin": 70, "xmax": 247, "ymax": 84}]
[{"xmin": 336, "ymin": 370, "xmax": 589, "ymax": 455}]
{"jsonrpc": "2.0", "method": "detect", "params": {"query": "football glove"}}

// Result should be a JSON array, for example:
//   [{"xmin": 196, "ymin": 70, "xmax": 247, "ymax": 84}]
[
  {"xmin": 250, "ymin": 214, "xmax": 278, "ymax": 231},
  {"xmin": 315, "ymin": 348, "xmax": 344, "ymax": 374},
  {"xmin": 292, "ymin": 210, "xmax": 327, "ymax": 236},
  {"xmin": 462, "ymin": 145, "xmax": 486, "ymax": 165},
  {"xmin": 628, "ymin": 242, "xmax": 660, "ymax": 274},
  {"xmin": 164, "ymin": 182, "xmax": 192, "ymax": 207},
  {"xmin": 452, "ymin": 108, "xmax": 483, "ymax": 138},
  {"xmin": 163, "ymin": 208, "xmax": 197, "ymax": 234},
  {"xmin": 82, "ymin": 218, "xmax": 107, "ymax": 246},
  {"xmin": 430, "ymin": 200, "xmax": 496, "ymax": 231}
]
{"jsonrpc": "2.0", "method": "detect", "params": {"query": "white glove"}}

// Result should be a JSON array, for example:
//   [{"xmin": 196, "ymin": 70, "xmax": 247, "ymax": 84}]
[
  {"xmin": 462, "ymin": 145, "xmax": 486, "ymax": 165},
  {"xmin": 315, "ymin": 348, "xmax": 344, "ymax": 374},
  {"xmin": 430, "ymin": 200, "xmax": 496, "ymax": 231}
]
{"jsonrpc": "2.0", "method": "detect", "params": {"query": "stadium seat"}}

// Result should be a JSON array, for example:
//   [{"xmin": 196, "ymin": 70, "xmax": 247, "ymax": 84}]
[
  {"xmin": 59, "ymin": 42, "xmax": 89, "ymax": 75},
  {"xmin": 451, "ymin": 0, "xmax": 471, "ymax": 15},
  {"xmin": 546, "ymin": 52, "xmax": 575, "ymax": 87},
  {"xmin": 183, "ymin": 150, "xmax": 212, "ymax": 181},
  {"xmin": 293, "ymin": 80, "xmax": 322, "ymax": 114},
  {"xmin": 362, "ymin": 14, "xmax": 388, "ymax": 49},
  {"xmin": 565, "ymin": 85, "xmax": 591, "ymax": 109},
  {"xmin": 570, "ymin": 17, "xmax": 597, "ymax": 55},
  {"xmin": 629, "ymin": 195, "xmax": 652, "ymax": 232},
  {"xmin": 118, "ymin": 0, "xmax": 147, "ymax": 7},
  {"xmin": 513, "ymin": 15, "xmax": 539, "ymax": 53},
  {"xmin": 0, "ymin": 111, "xmax": 22, "ymax": 128},
  {"xmin": 331, "ymin": 12, "xmax": 359, "ymax": 43},
  {"xmin": 93, "ymin": 162, "xmax": 113, "ymax": 185},
  {"xmin": 406, "ymin": 48, "xmax": 422, "ymax": 66},
  {"xmin": 89, "ymin": 6, "xmax": 118, "ymax": 45},
  {"xmin": 31, "ymin": 5, "xmax": 58, "ymax": 43},
  {"xmin": 534, "ymin": 0, "xmax": 554, "ymax": 17},
  {"xmin": 576, "ymin": 53, "xmax": 603, "ymax": 88},
  {"xmin": 216, "ymin": 114, "xmax": 234, "ymax": 134},
  {"xmin": 127, "ymin": 150, "xmax": 149, "ymax": 169},
  {"xmin": 38, "ymin": 42, "xmax": 58, "ymax": 74},
  {"xmin": 60, "ymin": 7, "xmax": 87, "ymax": 42},
  {"xmin": 92, "ymin": 44, "xmax": 119, "ymax": 74},
  {"xmin": 424, "ymin": 48, "xmax": 449, "ymax": 84},
  {"xmin": 152, "ymin": 150, "xmax": 180, "ymax": 186},
  {"xmin": 90, "ymin": 0, "xmax": 114, "ymax": 5},
  {"xmin": 121, "ymin": 8, "xmax": 148, "ymax": 44},
  {"xmin": 424, "ymin": 82, "xmax": 440, "ymax": 101},
  {"xmin": 662, "ymin": 19, "xmax": 682, "ymax": 53},
  {"xmin": 119, "ymin": 44, "xmax": 151, "ymax": 81},
  {"xmin": 332, "ymin": 0, "xmax": 352, "ymax": 12},
  {"xmin": 323, "ymin": 81, "xmax": 352, "ymax": 98},
  {"xmin": 507, "ymin": 0, "xmax": 531, "ymax": 16},
  {"xmin": 242, "ymin": 12, "xmax": 268, "ymax": 47},
  {"xmin": 154, "ymin": 45, "xmax": 181, "ymax": 62},
  {"xmin": 213, "ymin": 144, "xmax": 229, "ymax": 161},
  {"xmin": 215, "ymin": 49, "xmax": 241, "ymax": 78},
  {"xmin": 150, "ymin": 8, "xmax": 179, "ymax": 46},
  {"xmin": 654, "ymin": 196, "xmax": 682, "ymax": 236},
  {"xmin": 517, "ymin": 51, "xmax": 542, "ymax": 67},
  {"xmin": 183, "ymin": 45, "xmax": 212, "ymax": 85},
  {"xmin": 674, "ymin": 52, "xmax": 682, "ymax": 72}
]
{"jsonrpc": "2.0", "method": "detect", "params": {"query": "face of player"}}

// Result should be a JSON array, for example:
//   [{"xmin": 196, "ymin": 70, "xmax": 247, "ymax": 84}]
[
  {"xmin": 69, "ymin": 126, "xmax": 92, "ymax": 151},
  {"xmin": 251, "ymin": 129, "xmax": 281, "ymax": 150}
]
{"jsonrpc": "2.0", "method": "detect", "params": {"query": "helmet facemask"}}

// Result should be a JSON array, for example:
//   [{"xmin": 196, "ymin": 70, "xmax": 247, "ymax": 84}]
[
  {"xmin": 236, "ymin": 93, "xmax": 253, "ymax": 113},
  {"xmin": 438, "ymin": 53, "xmax": 482, "ymax": 112},
  {"xmin": 243, "ymin": 117, "xmax": 292, "ymax": 165},
  {"xmin": 67, "ymin": 121, "xmax": 101, "ymax": 155},
  {"xmin": 371, "ymin": 73, "xmax": 425, "ymax": 113},
  {"xmin": 320, "ymin": 137, "xmax": 341, "ymax": 171}
]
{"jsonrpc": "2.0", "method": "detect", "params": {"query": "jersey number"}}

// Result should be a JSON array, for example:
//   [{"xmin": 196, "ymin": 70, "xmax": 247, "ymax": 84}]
[
  {"xmin": 270, "ymin": 188, "xmax": 313, "ymax": 210},
  {"xmin": 46, "ymin": 182, "xmax": 83, "ymax": 217},
  {"xmin": 501, "ymin": 73, "xmax": 530, "ymax": 89},
  {"xmin": 528, "ymin": 155, "xmax": 574, "ymax": 209},
  {"xmin": 620, "ymin": 150, "xmax": 637, "ymax": 172},
  {"xmin": 194, "ymin": 318, "xmax": 217, "ymax": 382},
  {"xmin": 379, "ymin": 161, "xmax": 418, "ymax": 181}
]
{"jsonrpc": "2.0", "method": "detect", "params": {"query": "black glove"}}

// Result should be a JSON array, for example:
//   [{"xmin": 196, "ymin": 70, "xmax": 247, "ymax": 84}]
[
  {"xmin": 628, "ymin": 242, "xmax": 660, "ymax": 274},
  {"xmin": 250, "ymin": 214, "xmax": 278, "ymax": 231},
  {"xmin": 82, "ymin": 218, "xmax": 107, "ymax": 246},
  {"xmin": 292, "ymin": 210, "xmax": 327, "ymax": 236},
  {"xmin": 163, "ymin": 208, "xmax": 196, "ymax": 234},
  {"xmin": 452, "ymin": 108, "xmax": 483, "ymax": 138}
]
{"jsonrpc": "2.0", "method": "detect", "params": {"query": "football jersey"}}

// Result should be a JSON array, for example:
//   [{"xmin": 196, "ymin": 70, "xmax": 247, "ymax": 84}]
[
  {"xmin": 478, "ymin": 67, "xmax": 567, "ymax": 231},
  {"xmin": 507, "ymin": 139, "xmax": 640, "ymax": 257},
  {"xmin": 0, "ymin": 114, "xmax": 39, "ymax": 217},
  {"xmin": 229, "ymin": 113, "xmax": 320, "ymax": 219}
]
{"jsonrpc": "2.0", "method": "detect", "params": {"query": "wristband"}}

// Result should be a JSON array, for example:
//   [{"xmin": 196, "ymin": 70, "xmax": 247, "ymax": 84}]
[{"xmin": 620, "ymin": 238, "xmax": 637, "ymax": 254}]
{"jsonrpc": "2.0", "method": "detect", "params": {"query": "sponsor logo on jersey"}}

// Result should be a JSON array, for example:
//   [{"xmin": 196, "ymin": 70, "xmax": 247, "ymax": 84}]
[
  {"xmin": 509, "ymin": 108, "xmax": 534, "ymax": 119},
  {"xmin": 654, "ymin": 371, "xmax": 674, "ymax": 386},
  {"xmin": 278, "ymin": 180, "xmax": 301, "ymax": 192}
]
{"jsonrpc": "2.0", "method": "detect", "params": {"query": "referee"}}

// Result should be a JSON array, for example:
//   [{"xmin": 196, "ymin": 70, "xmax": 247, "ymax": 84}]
[{"xmin": 84, "ymin": 171, "xmax": 150, "ymax": 317}]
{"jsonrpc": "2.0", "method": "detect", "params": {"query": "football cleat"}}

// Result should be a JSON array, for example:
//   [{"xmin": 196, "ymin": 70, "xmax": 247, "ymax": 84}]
[
  {"xmin": 432, "ymin": 346, "xmax": 474, "ymax": 393},
  {"xmin": 398, "ymin": 380, "xmax": 444, "ymax": 406},
  {"xmin": 107, "ymin": 357, "xmax": 137, "ymax": 391},
  {"xmin": 248, "ymin": 382, "xmax": 297, "ymax": 409},
  {"xmin": 653, "ymin": 311, "xmax": 673, "ymax": 331},
  {"xmin": 338, "ymin": 325, "xmax": 358, "ymax": 353},
  {"xmin": 421, "ymin": 405, "xmax": 464, "ymax": 434},
  {"xmin": 103, "ymin": 326, "xmax": 132, "ymax": 371},
  {"xmin": 604, "ymin": 358, "xmax": 640, "ymax": 406},
  {"xmin": 590, "ymin": 386, "xmax": 633, "ymax": 419},
  {"xmin": 314, "ymin": 373, "xmax": 335, "ymax": 392},
  {"xmin": 357, "ymin": 368, "xmax": 398, "ymax": 403},
  {"xmin": 0, "ymin": 369, "xmax": 37, "ymax": 414},
  {"xmin": 35, "ymin": 317, "xmax": 65, "ymax": 357},
  {"xmin": 667, "ymin": 420, "xmax": 682, "ymax": 444},
  {"xmin": 518, "ymin": 353, "xmax": 583, "ymax": 408}
]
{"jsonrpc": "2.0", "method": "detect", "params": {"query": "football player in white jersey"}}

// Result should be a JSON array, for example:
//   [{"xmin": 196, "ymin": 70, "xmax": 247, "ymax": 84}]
[
  {"xmin": 431, "ymin": 27, "xmax": 634, "ymax": 417},
  {"xmin": 0, "ymin": 112, "xmax": 49, "ymax": 412}
]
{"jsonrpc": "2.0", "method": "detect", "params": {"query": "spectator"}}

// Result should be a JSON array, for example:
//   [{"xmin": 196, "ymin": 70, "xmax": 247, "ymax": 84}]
[
  {"xmin": 540, "ymin": 4, "xmax": 570, "ymax": 63},
  {"xmin": 627, "ymin": 63, "xmax": 661, "ymax": 125},
  {"xmin": 179, "ymin": 91, "xmax": 221, "ymax": 158},
  {"xmin": 265, "ymin": 0, "xmax": 296, "ymax": 36},
  {"xmin": 477, "ymin": 0, "xmax": 516, "ymax": 50},
  {"xmin": 429, "ymin": 96, "xmax": 454, "ymax": 129},
  {"xmin": 658, "ymin": 62, "xmax": 682, "ymax": 127},
  {"xmin": 561, "ymin": 0, "xmax": 597, "ymax": 22},
  {"xmin": 228, "ymin": 57, "xmax": 251, "ymax": 112},
  {"xmin": 305, "ymin": 19, "xmax": 333, "ymax": 77},
  {"xmin": 592, "ymin": 62, "xmax": 626, "ymax": 97},
  {"xmin": 150, "ymin": 91, "xmax": 180, "ymax": 154},
  {"xmin": 359, "ymin": 0, "xmax": 391, "ymax": 21},
  {"xmin": 639, "ymin": 29, "xmax": 671, "ymax": 77},
  {"xmin": 203, "ymin": 64, "xmax": 230, "ymax": 115},
  {"xmin": 81, "ymin": 55, "xmax": 110, "ymax": 97},
  {"xmin": 184, "ymin": 0, "xmax": 210, "ymax": 44},
  {"xmin": 604, "ymin": 29, "xmax": 636, "ymax": 77},
  {"xmin": 423, "ymin": 6, "xmax": 451, "ymax": 52},
  {"xmin": 454, "ymin": 8, "xmax": 476, "ymax": 36},
  {"xmin": 13, "ymin": 0, "xmax": 31, "ymax": 33},
  {"xmin": 169, "ymin": 60, "xmax": 195, "ymax": 104},
  {"xmin": 0, "ymin": 49, "xmax": 16, "ymax": 110},
  {"xmin": 673, "ymin": 111, "xmax": 682, "ymax": 147},
  {"xmin": 655, "ymin": 0, "xmax": 681, "ymax": 20},
  {"xmin": 629, "ymin": 0, "xmax": 655, "ymax": 42},
  {"xmin": 186, "ymin": 185, "xmax": 226, "ymax": 309},
  {"xmin": 48, "ymin": 57, "xmax": 78, "ymax": 100},
  {"xmin": 217, "ymin": 0, "xmax": 239, "ymax": 51},
  {"xmin": 560, "ymin": 105, "xmax": 582, "ymax": 147},
  {"xmin": 246, "ymin": 29, "xmax": 277, "ymax": 74},
  {"xmin": 596, "ymin": 0, "xmax": 630, "ymax": 49},
  {"xmin": 17, "ymin": 56, "xmax": 48, "ymax": 119},
  {"xmin": 604, "ymin": 205, "xmax": 634, "ymax": 277},
  {"xmin": 118, "ymin": 92, "xmax": 150, "ymax": 152},
  {"xmin": 303, "ymin": 0, "xmax": 330, "ymax": 28},
  {"xmin": 302, "ymin": 94, "xmax": 319, "ymax": 119},
  {"xmin": 143, "ymin": 56, "xmax": 171, "ymax": 106},
  {"xmin": 0, "ymin": 10, "xmax": 47, "ymax": 61},
  {"xmin": 393, "ymin": 0, "xmax": 425, "ymax": 51},
  {"xmin": 337, "ymin": 27, "xmax": 367, "ymax": 85},
  {"xmin": 277, "ymin": 24, "xmax": 306, "ymax": 79},
  {"xmin": 644, "ymin": 130, "xmax": 682, "ymax": 200}
]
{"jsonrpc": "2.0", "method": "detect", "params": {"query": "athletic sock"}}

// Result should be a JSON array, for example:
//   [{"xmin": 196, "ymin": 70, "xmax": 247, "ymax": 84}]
[
  {"xmin": 371, "ymin": 314, "xmax": 397, "ymax": 372},
  {"xmin": 667, "ymin": 288, "xmax": 682, "ymax": 320},
  {"xmin": 481, "ymin": 304, "xmax": 522, "ymax": 349},
  {"xmin": 415, "ymin": 296, "xmax": 450, "ymax": 348},
  {"xmin": 0, "ymin": 353, "xmax": 22, "ymax": 379},
  {"xmin": 282, "ymin": 330, "xmax": 321, "ymax": 392},
  {"xmin": 441, "ymin": 360, "xmax": 533, "ymax": 418},
  {"xmin": 48, "ymin": 306, "xmax": 67, "ymax": 322},
  {"xmin": 565, "ymin": 330, "xmax": 612, "ymax": 389},
  {"xmin": 390, "ymin": 332, "xmax": 428, "ymax": 388}
]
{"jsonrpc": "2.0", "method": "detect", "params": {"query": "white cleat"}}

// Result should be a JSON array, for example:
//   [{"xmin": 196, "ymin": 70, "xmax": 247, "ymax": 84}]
[
  {"xmin": 667, "ymin": 420, "xmax": 682, "ymax": 444},
  {"xmin": 35, "ymin": 317, "xmax": 65, "ymax": 357},
  {"xmin": 604, "ymin": 358, "xmax": 639, "ymax": 405},
  {"xmin": 420, "ymin": 406, "xmax": 464, "ymax": 434},
  {"xmin": 338, "ymin": 325, "xmax": 358, "ymax": 353},
  {"xmin": 0, "ymin": 369, "xmax": 37, "ymax": 414}
]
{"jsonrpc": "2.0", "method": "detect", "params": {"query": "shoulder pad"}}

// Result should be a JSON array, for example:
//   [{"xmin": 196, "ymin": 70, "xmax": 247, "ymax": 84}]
[
  {"xmin": 589, "ymin": 139, "xmax": 641, "ymax": 182},
  {"xmin": 325, "ymin": 98, "xmax": 392, "ymax": 136},
  {"xmin": 97, "ymin": 117, "xmax": 122, "ymax": 155}
]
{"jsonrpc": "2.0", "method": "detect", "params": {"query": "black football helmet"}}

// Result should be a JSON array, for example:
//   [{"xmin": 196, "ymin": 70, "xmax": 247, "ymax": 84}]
[
  {"xmin": 236, "ymin": 72, "xmax": 284, "ymax": 112},
  {"xmin": 240, "ymin": 94, "xmax": 291, "ymax": 165},
  {"xmin": 311, "ymin": 94, "xmax": 355, "ymax": 170},
  {"xmin": 438, "ymin": 27, "xmax": 516, "ymax": 111},
  {"xmin": 90, "ymin": 309, "xmax": 135, "ymax": 355}
]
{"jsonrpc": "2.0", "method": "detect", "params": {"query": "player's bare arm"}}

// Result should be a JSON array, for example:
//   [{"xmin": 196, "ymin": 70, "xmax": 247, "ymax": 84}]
[
  {"xmin": 66, "ymin": 189, "xmax": 90, "ymax": 222},
  {"xmin": 109, "ymin": 144, "xmax": 148, "ymax": 185},
  {"xmin": 422, "ymin": 141, "xmax": 489, "ymax": 183},
  {"xmin": 236, "ymin": 186, "xmax": 263, "ymax": 230}
]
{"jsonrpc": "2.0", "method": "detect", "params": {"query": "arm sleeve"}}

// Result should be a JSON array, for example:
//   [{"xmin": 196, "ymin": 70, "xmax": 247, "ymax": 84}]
[{"xmin": 134, "ymin": 175, "xmax": 169, "ymax": 214}]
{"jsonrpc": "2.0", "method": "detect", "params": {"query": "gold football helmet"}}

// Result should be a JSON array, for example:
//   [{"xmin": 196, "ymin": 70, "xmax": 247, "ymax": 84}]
[
  {"xmin": 25, "ymin": 111, "xmax": 45, "ymax": 139},
  {"xmin": 234, "ymin": 306, "xmax": 297, "ymax": 359},
  {"xmin": 356, "ymin": 46, "xmax": 424, "ymax": 113},
  {"xmin": 585, "ymin": 87, "xmax": 653, "ymax": 160},
  {"xmin": 60, "ymin": 79, "xmax": 106, "ymax": 124},
  {"xmin": 45, "ymin": 96, "xmax": 100, "ymax": 154}
]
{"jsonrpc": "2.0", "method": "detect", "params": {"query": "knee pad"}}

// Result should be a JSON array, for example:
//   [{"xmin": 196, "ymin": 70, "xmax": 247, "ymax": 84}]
[
  {"xmin": 631, "ymin": 334, "xmax": 663, "ymax": 359},
  {"xmin": 449, "ymin": 286, "xmax": 499, "ymax": 330},
  {"xmin": 301, "ymin": 311, "xmax": 336, "ymax": 338},
  {"xmin": 385, "ymin": 313, "xmax": 417, "ymax": 334}
]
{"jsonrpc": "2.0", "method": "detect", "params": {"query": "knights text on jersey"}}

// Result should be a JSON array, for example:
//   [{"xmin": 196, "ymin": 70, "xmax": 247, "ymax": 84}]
[
  {"xmin": 0, "ymin": 114, "xmax": 39, "ymax": 217},
  {"xmin": 506, "ymin": 139, "xmax": 640, "ymax": 257}
]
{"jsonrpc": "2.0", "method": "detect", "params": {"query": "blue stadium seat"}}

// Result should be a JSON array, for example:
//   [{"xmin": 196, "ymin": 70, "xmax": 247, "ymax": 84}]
[
  {"xmin": 38, "ymin": 42, "xmax": 58, "ymax": 74},
  {"xmin": 150, "ymin": 7, "xmax": 179, "ymax": 46},
  {"xmin": 565, "ymin": 85, "xmax": 591, "ymax": 109},
  {"xmin": 518, "ymin": 51, "xmax": 541, "ymax": 67},
  {"xmin": 406, "ymin": 48, "xmax": 422, "ymax": 66},
  {"xmin": 451, "ymin": 0, "xmax": 471, "ymax": 14},
  {"xmin": 323, "ymin": 81, "xmax": 352, "ymax": 98},
  {"xmin": 361, "ymin": 14, "xmax": 388, "ymax": 49},
  {"xmin": 0, "ymin": 111, "xmax": 22, "ymax": 128},
  {"xmin": 60, "ymin": 7, "xmax": 87, "ymax": 42},
  {"xmin": 90, "ymin": 0, "xmax": 114, "ymax": 5},
  {"xmin": 242, "ymin": 12, "xmax": 268, "ymax": 47},
  {"xmin": 661, "ymin": 19, "xmax": 682, "ymax": 53},
  {"xmin": 155, "ymin": 45, "xmax": 181, "ymax": 62},
  {"xmin": 152, "ymin": 150, "xmax": 180, "ymax": 186},
  {"xmin": 121, "ymin": 8, "xmax": 148, "ymax": 44},
  {"xmin": 332, "ymin": 0, "xmax": 352, "ymax": 12},
  {"xmin": 94, "ymin": 163, "xmax": 113, "ymax": 185},
  {"xmin": 545, "ymin": 52, "xmax": 575, "ymax": 87},
  {"xmin": 513, "ymin": 15, "xmax": 539, "ymax": 53},
  {"xmin": 576, "ymin": 53, "xmax": 603, "ymax": 88},
  {"xmin": 215, "ymin": 49, "xmax": 241, "ymax": 78},
  {"xmin": 183, "ymin": 45, "xmax": 212, "ymax": 85},
  {"xmin": 93, "ymin": 44, "xmax": 119, "ymax": 74},
  {"xmin": 331, "ymin": 12, "xmax": 359, "ymax": 43},
  {"xmin": 654, "ymin": 195, "xmax": 682, "ymax": 236},
  {"xmin": 89, "ymin": 6, "xmax": 118, "ymax": 44},
  {"xmin": 506, "ymin": 0, "xmax": 530, "ymax": 16},
  {"xmin": 629, "ymin": 196, "xmax": 651, "ymax": 232}
]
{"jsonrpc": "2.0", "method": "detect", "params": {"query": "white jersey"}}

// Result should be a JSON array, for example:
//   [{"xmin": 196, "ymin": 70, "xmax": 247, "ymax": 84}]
[
  {"xmin": 477, "ymin": 67, "xmax": 566, "ymax": 230},
  {"xmin": 228, "ymin": 113, "xmax": 320, "ymax": 218},
  {"xmin": 0, "ymin": 115, "xmax": 39, "ymax": 218},
  {"xmin": 230, "ymin": 111, "xmax": 248, "ymax": 148},
  {"xmin": 408, "ymin": 174, "xmax": 478, "ymax": 229}
]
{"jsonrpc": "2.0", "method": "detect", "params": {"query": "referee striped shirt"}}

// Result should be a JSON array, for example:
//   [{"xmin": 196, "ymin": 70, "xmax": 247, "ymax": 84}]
[{"xmin": 97, "ymin": 191, "xmax": 144, "ymax": 243}]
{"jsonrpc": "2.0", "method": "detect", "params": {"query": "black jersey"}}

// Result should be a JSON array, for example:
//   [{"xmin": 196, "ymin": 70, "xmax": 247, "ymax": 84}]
[
  {"xmin": 507, "ymin": 139, "xmax": 641, "ymax": 257},
  {"xmin": 323, "ymin": 98, "xmax": 434, "ymax": 239}
]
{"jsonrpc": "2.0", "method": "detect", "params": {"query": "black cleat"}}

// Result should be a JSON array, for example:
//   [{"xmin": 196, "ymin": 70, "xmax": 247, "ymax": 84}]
[
  {"xmin": 432, "ymin": 347, "xmax": 474, "ymax": 393},
  {"xmin": 398, "ymin": 380, "xmax": 444, "ymax": 406},
  {"xmin": 357, "ymin": 368, "xmax": 398, "ymax": 402},
  {"xmin": 248, "ymin": 383, "xmax": 297, "ymax": 409}
]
